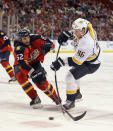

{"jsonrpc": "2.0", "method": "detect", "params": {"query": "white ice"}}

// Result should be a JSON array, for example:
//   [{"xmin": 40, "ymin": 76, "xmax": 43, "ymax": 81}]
[{"xmin": 0, "ymin": 53, "xmax": 113, "ymax": 131}]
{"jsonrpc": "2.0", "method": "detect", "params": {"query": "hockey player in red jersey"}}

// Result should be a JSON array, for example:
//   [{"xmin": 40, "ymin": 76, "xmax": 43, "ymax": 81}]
[
  {"xmin": 13, "ymin": 29, "xmax": 60, "ymax": 109},
  {"xmin": 0, "ymin": 30, "xmax": 16, "ymax": 82}
]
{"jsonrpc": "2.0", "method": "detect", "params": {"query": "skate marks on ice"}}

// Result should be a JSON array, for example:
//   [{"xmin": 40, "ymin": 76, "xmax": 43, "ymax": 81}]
[
  {"xmin": 84, "ymin": 108, "xmax": 113, "ymax": 121},
  {"xmin": 18, "ymin": 104, "xmax": 86, "ymax": 128},
  {"xmin": 20, "ymin": 105, "xmax": 63, "ymax": 128}
]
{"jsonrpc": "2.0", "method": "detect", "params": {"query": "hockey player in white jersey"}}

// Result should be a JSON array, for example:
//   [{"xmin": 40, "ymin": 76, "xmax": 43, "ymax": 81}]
[{"xmin": 50, "ymin": 18, "xmax": 102, "ymax": 110}]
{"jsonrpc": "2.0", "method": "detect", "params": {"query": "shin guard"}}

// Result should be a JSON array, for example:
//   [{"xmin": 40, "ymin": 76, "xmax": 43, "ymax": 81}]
[{"xmin": 36, "ymin": 81, "xmax": 59, "ymax": 102}]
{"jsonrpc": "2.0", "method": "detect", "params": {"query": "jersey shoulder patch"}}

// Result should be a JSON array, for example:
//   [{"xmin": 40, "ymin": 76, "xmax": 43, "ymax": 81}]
[
  {"xmin": 0, "ymin": 32, "xmax": 4, "ymax": 36},
  {"xmin": 15, "ymin": 45, "xmax": 25, "ymax": 54},
  {"xmin": 16, "ymin": 46, "xmax": 21, "ymax": 51},
  {"xmin": 14, "ymin": 41, "xmax": 25, "ymax": 51}
]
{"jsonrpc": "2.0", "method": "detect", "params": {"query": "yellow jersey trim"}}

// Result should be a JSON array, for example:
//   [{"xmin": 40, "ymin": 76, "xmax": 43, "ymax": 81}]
[
  {"xmin": 72, "ymin": 56, "xmax": 82, "ymax": 65},
  {"xmin": 88, "ymin": 23, "xmax": 95, "ymax": 40},
  {"xmin": 86, "ymin": 51, "xmax": 99, "ymax": 61}
]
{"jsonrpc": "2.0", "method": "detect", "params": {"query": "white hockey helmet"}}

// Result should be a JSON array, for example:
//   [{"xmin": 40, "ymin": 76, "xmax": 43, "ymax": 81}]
[{"xmin": 72, "ymin": 18, "xmax": 90, "ymax": 31}]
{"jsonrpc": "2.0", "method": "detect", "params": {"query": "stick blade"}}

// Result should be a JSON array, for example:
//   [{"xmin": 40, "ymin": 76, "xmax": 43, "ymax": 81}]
[{"xmin": 73, "ymin": 111, "xmax": 87, "ymax": 121}]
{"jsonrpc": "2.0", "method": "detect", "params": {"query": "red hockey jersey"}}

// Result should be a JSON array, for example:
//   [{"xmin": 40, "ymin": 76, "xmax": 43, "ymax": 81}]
[
  {"xmin": 14, "ymin": 34, "xmax": 55, "ymax": 73},
  {"xmin": 0, "ymin": 30, "xmax": 13, "ymax": 53}
]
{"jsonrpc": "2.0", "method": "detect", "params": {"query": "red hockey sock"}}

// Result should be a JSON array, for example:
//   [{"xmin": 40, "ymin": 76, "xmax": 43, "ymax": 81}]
[
  {"xmin": 21, "ymin": 81, "xmax": 38, "ymax": 99},
  {"xmin": 1, "ymin": 61, "xmax": 14, "ymax": 78},
  {"xmin": 36, "ymin": 81, "xmax": 58, "ymax": 101},
  {"xmin": 27, "ymin": 88, "xmax": 38, "ymax": 99}
]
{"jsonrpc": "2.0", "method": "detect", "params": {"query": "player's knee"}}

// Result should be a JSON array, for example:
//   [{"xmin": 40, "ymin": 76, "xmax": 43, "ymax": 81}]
[
  {"xmin": 32, "ymin": 70, "xmax": 46, "ymax": 85},
  {"xmin": 36, "ymin": 81, "xmax": 48, "ymax": 90},
  {"xmin": 66, "ymin": 71, "xmax": 76, "ymax": 86}
]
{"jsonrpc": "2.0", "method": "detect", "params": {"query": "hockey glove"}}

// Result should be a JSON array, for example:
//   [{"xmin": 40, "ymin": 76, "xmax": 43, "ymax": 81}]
[
  {"xmin": 58, "ymin": 31, "xmax": 73, "ymax": 45},
  {"xmin": 28, "ymin": 68, "xmax": 37, "ymax": 80},
  {"xmin": 41, "ymin": 43, "xmax": 52, "ymax": 54},
  {"xmin": 29, "ymin": 68, "xmax": 46, "ymax": 84},
  {"xmin": 50, "ymin": 57, "xmax": 65, "ymax": 71}
]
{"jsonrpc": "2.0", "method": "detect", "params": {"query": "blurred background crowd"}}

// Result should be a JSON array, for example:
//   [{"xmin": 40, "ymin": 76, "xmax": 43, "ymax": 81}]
[{"xmin": 0, "ymin": 0, "xmax": 113, "ymax": 41}]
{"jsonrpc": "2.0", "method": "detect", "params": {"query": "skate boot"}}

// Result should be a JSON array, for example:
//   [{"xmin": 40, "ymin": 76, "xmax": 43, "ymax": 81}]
[
  {"xmin": 75, "ymin": 90, "xmax": 82, "ymax": 101},
  {"xmin": 63, "ymin": 100, "xmax": 75, "ymax": 110},
  {"xmin": 30, "ymin": 96, "xmax": 42, "ymax": 109},
  {"xmin": 8, "ymin": 76, "xmax": 17, "ymax": 83}
]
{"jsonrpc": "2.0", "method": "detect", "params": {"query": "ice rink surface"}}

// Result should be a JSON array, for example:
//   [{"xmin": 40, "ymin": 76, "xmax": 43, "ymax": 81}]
[{"xmin": 0, "ymin": 52, "xmax": 113, "ymax": 131}]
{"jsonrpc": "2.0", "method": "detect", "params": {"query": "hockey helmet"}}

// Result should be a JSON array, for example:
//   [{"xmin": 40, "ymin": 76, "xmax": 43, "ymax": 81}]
[
  {"xmin": 17, "ymin": 29, "xmax": 30, "ymax": 39},
  {"xmin": 72, "ymin": 18, "xmax": 90, "ymax": 31}
]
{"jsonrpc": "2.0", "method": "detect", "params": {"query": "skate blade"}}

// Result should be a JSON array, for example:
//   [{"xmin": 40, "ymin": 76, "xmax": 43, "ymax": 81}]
[
  {"xmin": 31, "ymin": 103, "xmax": 43, "ymax": 109},
  {"xmin": 75, "ymin": 98, "xmax": 83, "ymax": 102}
]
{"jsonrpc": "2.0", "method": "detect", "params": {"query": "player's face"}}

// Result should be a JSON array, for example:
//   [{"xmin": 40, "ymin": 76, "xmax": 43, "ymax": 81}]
[
  {"xmin": 21, "ymin": 36, "xmax": 30, "ymax": 46},
  {"xmin": 75, "ymin": 28, "xmax": 85, "ymax": 38},
  {"xmin": 75, "ymin": 29, "xmax": 82, "ymax": 38}
]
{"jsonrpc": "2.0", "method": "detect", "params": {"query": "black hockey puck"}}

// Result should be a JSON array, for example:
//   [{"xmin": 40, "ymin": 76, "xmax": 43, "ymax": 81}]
[{"xmin": 49, "ymin": 117, "xmax": 54, "ymax": 120}]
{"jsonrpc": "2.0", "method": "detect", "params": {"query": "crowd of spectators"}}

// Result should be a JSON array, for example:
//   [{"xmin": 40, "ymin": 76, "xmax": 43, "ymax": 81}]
[{"xmin": 0, "ymin": 0, "xmax": 113, "ymax": 41}]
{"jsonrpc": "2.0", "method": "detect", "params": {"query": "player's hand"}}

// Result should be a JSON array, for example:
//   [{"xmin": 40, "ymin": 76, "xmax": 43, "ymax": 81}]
[
  {"xmin": 29, "ymin": 68, "xmax": 46, "ymax": 84},
  {"xmin": 58, "ymin": 31, "xmax": 73, "ymax": 45},
  {"xmin": 50, "ymin": 57, "xmax": 65, "ymax": 71},
  {"xmin": 28, "ymin": 68, "xmax": 37, "ymax": 79},
  {"xmin": 41, "ymin": 43, "xmax": 52, "ymax": 54}
]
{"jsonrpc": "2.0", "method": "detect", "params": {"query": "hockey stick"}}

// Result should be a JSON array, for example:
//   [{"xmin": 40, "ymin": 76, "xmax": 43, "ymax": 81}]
[
  {"xmin": 54, "ymin": 44, "xmax": 65, "ymax": 114},
  {"xmin": 55, "ymin": 44, "xmax": 61, "ymax": 99}
]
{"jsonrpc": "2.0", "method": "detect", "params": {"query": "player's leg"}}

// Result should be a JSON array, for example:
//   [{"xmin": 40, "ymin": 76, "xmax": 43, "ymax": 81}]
[
  {"xmin": 0, "ymin": 51, "xmax": 16, "ymax": 82},
  {"xmin": 63, "ymin": 71, "xmax": 82, "ymax": 110},
  {"xmin": 14, "ymin": 65, "xmax": 42, "ymax": 109},
  {"xmin": 63, "ymin": 62, "xmax": 100, "ymax": 110},
  {"xmin": 36, "ymin": 80, "xmax": 61, "ymax": 105},
  {"xmin": 31, "ymin": 62, "xmax": 60, "ymax": 104}
]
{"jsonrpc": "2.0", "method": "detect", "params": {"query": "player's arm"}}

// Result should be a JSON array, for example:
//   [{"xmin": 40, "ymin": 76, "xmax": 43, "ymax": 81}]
[
  {"xmin": 58, "ymin": 31, "xmax": 73, "ymax": 45},
  {"xmin": 30, "ymin": 34, "xmax": 55, "ymax": 54},
  {"xmin": 0, "ymin": 33, "xmax": 11, "ymax": 49},
  {"xmin": 15, "ymin": 45, "xmax": 32, "ymax": 72}
]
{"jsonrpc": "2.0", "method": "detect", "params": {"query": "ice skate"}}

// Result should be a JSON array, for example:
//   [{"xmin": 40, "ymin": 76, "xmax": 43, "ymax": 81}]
[
  {"xmin": 75, "ymin": 90, "xmax": 82, "ymax": 102},
  {"xmin": 30, "ymin": 96, "xmax": 42, "ymax": 109},
  {"xmin": 63, "ymin": 100, "xmax": 75, "ymax": 110},
  {"xmin": 8, "ymin": 76, "xmax": 17, "ymax": 83}
]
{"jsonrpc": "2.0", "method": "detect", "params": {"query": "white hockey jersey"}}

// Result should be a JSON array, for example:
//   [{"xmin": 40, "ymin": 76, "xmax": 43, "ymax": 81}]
[{"xmin": 71, "ymin": 31, "xmax": 102, "ymax": 65}]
